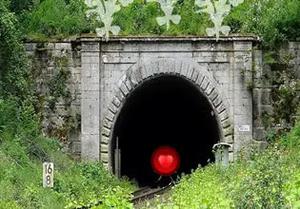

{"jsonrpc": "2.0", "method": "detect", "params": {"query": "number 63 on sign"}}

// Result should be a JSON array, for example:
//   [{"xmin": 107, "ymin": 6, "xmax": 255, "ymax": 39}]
[{"xmin": 43, "ymin": 162, "xmax": 54, "ymax": 188}]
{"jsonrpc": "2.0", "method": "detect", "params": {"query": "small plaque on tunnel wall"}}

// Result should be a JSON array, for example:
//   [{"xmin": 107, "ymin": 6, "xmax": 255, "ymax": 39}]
[{"xmin": 238, "ymin": 125, "xmax": 251, "ymax": 132}]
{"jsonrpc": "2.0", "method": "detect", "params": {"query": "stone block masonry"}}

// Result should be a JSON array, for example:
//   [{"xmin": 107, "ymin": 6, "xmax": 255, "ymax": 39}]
[
  {"xmin": 80, "ymin": 36, "xmax": 260, "ymax": 169},
  {"xmin": 25, "ymin": 37, "xmax": 298, "ymax": 171}
]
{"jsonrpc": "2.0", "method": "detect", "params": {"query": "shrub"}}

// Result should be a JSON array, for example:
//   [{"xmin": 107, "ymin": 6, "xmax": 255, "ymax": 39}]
[
  {"xmin": 114, "ymin": 0, "xmax": 211, "ymax": 36},
  {"xmin": 0, "ymin": 98, "xmax": 135, "ymax": 209},
  {"xmin": 171, "ymin": 166, "xmax": 233, "ymax": 209},
  {"xmin": 231, "ymin": 148, "xmax": 286, "ymax": 209},
  {"xmin": 24, "ymin": 0, "xmax": 91, "ymax": 38},
  {"xmin": 145, "ymin": 121, "xmax": 300, "ymax": 209},
  {"xmin": 227, "ymin": 0, "xmax": 300, "ymax": 47},
  {"xmin": 0, "ymin": 1, "xmax": 32, "ymax": 101}
]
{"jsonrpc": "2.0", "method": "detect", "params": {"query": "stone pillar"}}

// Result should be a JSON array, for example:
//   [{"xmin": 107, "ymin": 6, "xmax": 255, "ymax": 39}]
[
  {"xmin": 233, "ymin": 41, "xmax": 253, "ymax": 154},
  {"xmin": 81, "ymin": 40, "xmax": 100, "ymax": 160},
  {"xmin": 252, "ymin": 49, "xmax": 271, "ymax": 141}
]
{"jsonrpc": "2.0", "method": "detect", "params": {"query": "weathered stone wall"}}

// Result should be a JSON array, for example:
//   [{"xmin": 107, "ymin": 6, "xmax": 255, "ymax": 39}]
[
  {"xmin": 25, "ymin": 41, "xmax": 82, "ymax": 155},
  {"xmin": 288, "ymin": 42, "xmax": 300, "ymax": 78},
  {"xmin": 25, "ymin": 37, "xmax": 299, "ymax": 168},
  {"xmin": 252, "ymin": 42, "xmax": 300, "ymax": 142},
  {"xmin": 80, "ymin": 36, "xmax": 260, "ymax": 169}
]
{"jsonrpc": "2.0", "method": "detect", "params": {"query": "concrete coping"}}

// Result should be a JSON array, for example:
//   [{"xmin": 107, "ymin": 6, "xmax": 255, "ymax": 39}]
[
  {"xmin": 80, "ymin": 35, "xmax": 261, "ymax": 43},
  {"xmin": 24, "ymin": 34, "xmax": 261, "ymax": 43}
]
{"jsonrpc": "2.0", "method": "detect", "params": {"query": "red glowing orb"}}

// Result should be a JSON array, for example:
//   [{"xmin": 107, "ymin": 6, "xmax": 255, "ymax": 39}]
[{"xmin": 151, "ymin": 146, "xmax": 180, "ymax": 176}]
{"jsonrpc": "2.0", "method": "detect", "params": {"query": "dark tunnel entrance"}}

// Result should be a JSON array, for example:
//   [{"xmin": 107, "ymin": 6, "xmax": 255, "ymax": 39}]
[{"xmin": 112, "ymin": 75, "xmax": 220, "ymax": 187}]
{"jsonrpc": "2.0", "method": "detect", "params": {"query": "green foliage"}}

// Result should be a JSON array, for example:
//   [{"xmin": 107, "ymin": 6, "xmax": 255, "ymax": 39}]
[
  {"xmin": 47, "ymin": 56, "xmax": 72, "ymax": 110},
  {"xmin": 0, "ymin": 99, "xmax": 135, "ymax": 209},
  {"xmin": 232, "ymin": 149, "xmax": 286, "ymax": 209},
  {"xmin": 145, "ymin": 121, "xmax": 300, "ymax": 209},
  {"xmin": 171, "ymin": 166, "xmax": 233, "ymax": 209},
  {"xmin": 260, "ymin": 50, "xmax": 300, "ymax": 134},
  {"xmin": 270, "ymin": 55, "xmax": 300, "ymax": 126},
  {"xmin": 0, "ymin": 5, "xmax": 136, "ymax": 202},
  {"xmin": 17, "ymin": 0, "xmax": 299, "ymax": 47},
  {"xmin": 9, "ymin": 0, "xmax": 38, "ymax": 13},
  {"xmin": 23, "ymin": 0, "xmax": 92, "ymax": 38},
  {"xmin": 0, "ymin": 1, "xmax": 32, "ymax": 101},
  {"xmin": 114, "ymin": 0, "xmax": 211, "ymax": 36},
  {"xmin": 285, "ymin": 170, "xmax": 300, "ymax": 209},
  {"xmin": 227, "ymin": 0, "xmax": 300, "ymax": 47}
]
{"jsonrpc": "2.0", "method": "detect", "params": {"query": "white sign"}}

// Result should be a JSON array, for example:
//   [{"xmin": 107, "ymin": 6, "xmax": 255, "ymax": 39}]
[
  {"xmin": 238, "ymin": 125, "xmax": 251, "ymax": 132},
  {"xmin": 43, "ymin": 162, "xmax": 54, "ymax": 188}
]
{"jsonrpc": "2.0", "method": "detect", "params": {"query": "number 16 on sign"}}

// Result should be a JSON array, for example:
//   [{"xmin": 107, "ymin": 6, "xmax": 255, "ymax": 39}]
[{"xmin": 43, "ymin": 162, "xmax": 54, "ymax": 188}]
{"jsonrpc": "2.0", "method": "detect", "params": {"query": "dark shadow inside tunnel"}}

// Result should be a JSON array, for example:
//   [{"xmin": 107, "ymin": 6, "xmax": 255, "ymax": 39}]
[{"xmin": 112, "ymin": 75, "xmax": 220, "ymax": 187}]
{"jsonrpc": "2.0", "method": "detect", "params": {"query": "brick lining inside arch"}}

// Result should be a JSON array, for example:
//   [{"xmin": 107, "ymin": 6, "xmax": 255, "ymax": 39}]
[{"xmin": 100, "ymin": 60, "xmax": 233, "ymax": 168}]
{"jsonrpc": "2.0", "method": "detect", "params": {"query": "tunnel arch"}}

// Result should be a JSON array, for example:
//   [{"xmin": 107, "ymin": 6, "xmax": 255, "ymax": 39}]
[{"xmin": 100, "ymin": 60, "xmax": 233, "ymax": 177}]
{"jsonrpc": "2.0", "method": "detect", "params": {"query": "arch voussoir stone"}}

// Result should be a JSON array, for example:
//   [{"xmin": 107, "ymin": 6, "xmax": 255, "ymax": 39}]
[
  {"xmin": 212, "ymin": 96, "xmax": 222, "ymax": 107},
  {"xmin": 223, "ymin": 126, "xmax": 233, "ymax": 136},
  {"xmin": 106, "ymin": 110, "xmax": 115, "ymax": 122},
  {"xmin": 200, "ymin": 77, "xmax": 209, "ymax": 91},
  {"xmin": 221, "ymin": 118, "xmax": 231, "ymax": 129},
  {"xmin": 120, "ymin": 82, "xmax": 130, "ymax": 96},
  {"xmin": 101, "ymin": 136, "xmax": 109, "ymax": 144},
  {"xmin": 101, "ymin": 153, "xmax": 109, "ymax": 163},
  {"xmin": 204, "ymin": 83, "xmax": 214, "ymax": 96},
  {"xmin": 224, "ymin": 135, "xmax": 234, "ymax": 143},
  {"xmin": 216, "ymin": 103, "xmax": 226, "ymax": 114},
  {"xmin": 174, "ymin": 61, "xmax": 183, "ymax": 75},
  {"xmin": 219, "ymin": 111, "xmax": 229, "ymax": 122},
  {"xmin": 208, "ymin": 89, "xmax": 219, "ymax": 101},
  {"xmin": 196, "ymin": 73, "xmax": 205, "ymax": 86},
  {"xmin": 191, "ymin": 68, "xmax": 199, "ymax": 82},
  {"xmin": 102, "ymin": 127, "xmax": 111, "ymax": 137},
  {"xmin": 180, "ymin": 63, "xmax": 190, "ymax": 77},
  {"xmin": 103, "ymin": 118, "xmax": 113, "ymax": 129},
  {"xmin": 100, "ymin": 60, "xmax": 233, "ymax": 168},
  {"xmin": 125, "ymin": 78, "xmax": 133, "ymax": 92},
  {"xmin": 101, "ymin": 144, "xmax": 109, "ymax": 153},
  {"xmin": 186, "ymin": 66, "xmax": 194, "ymax": 79},
  {"xmin": 133, "ymin": 67, "xmax": 143, "ymax": 84},
  {"xmin": 108, "ymin": 103, "xmax": 118, "ymax": 114},
  {"xmin": 112, "ymin": 96, "xmax": 121, "ymax": 108}
]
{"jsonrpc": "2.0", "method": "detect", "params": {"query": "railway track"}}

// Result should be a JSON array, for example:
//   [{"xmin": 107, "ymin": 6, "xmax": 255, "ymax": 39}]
[{"xmin": 131, "ymin": 183, "xmax": 173, "ymax": 204}]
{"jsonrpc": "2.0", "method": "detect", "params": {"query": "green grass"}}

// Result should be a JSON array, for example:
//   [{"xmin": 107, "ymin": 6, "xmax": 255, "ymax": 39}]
[
  {"xmin": 0, "ymin": 99, "xmax": 135, "ymax": 209},
  {"xmin": 141, "ymin": 119, "xmax": 300, "ymax": 209},
  {"xmin": 19, "ymin": 0, "xmax": 300, "ymax": 47}
]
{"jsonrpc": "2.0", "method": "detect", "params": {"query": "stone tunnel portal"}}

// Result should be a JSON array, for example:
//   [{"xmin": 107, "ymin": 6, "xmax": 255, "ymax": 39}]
[{"xmin": 112, "ymin": 75, "xmax": 220, "ymax": 187}]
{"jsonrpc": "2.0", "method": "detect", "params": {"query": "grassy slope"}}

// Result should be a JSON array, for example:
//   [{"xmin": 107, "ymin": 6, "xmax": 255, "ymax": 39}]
[
  {"xmin": 140, "ymin": 119, "xmax": 300, "ymax": 209},
  {"xmin": 0, "ymin": 100, "xmax": 135, "ymax": 209}
]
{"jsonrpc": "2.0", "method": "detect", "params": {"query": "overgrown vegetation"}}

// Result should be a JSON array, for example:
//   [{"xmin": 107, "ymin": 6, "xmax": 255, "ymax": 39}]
[
  {"xmin": 0, "ymin": 2, "xmax": 134, "ymax": 208},
  {"xmin": 11, "ymin": 0, "xmax": 299, "ymax": 47},
  {"xmin": 0, "ymin": 1, "xmax": 32, "ymax": 101},
  {"xmin": 0, "ymin": 100, "xmax": 134, "ymax": 209},
  {"xmin": 263, "ymin": 50, "xmax": 300, "ymax": 132},
  {"xmin": 141, "ymin": 119, "xmax": 300, "ymax": 209},
  {"xmin": 228, "ymin": 0, "xmax": 300, "ymax": 47},
  {"xmin": 1, "ymin": 0, "xmax": 299, "ymax": 208},
  {"xmin": 23, "ymin": 0, "xmax": 92, "ymax": 39}
]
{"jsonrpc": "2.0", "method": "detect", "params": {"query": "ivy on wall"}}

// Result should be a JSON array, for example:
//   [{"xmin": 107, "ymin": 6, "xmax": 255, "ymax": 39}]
[
  {"xmin": 261, "ymin": 50, "xmax": 300, "ymax": 141},
  {"xmin": 30, "ymin": 46, "xmax": 79, "ymax": 143}
]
